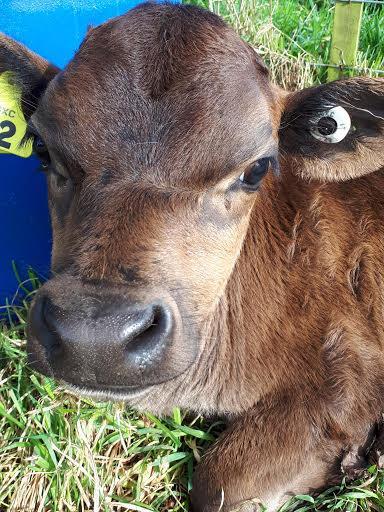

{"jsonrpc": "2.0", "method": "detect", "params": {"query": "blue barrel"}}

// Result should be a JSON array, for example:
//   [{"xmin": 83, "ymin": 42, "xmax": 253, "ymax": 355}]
[{"xmin": 0, "ymin": 0, "xmax": 165, "ymax": 306}]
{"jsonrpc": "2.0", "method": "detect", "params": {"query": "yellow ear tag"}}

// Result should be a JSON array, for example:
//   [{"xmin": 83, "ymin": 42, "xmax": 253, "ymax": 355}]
[{"xmin": 0, "ymin": 72, "xmax": 33, "ymax": 158}]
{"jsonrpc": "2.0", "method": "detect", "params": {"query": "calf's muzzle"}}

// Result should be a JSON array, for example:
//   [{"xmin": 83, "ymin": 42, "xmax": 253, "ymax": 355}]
[{"xmin": 27, "ymin": 283, "xmax": 191, "ymax": 391}]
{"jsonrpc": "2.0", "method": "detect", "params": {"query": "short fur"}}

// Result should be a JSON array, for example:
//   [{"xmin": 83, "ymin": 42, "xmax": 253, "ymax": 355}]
[{"xmin": 1, "ymin": 4, "xmax": 383, "ymax": 511}]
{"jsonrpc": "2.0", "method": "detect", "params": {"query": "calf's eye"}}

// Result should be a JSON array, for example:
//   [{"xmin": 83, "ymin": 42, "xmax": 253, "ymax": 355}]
[
  {"xmin": 239, "ymin": 157, "xmax": 272, "ymax": 190},
  {"xmin": 33, "ymin": 136, "xmax": 51, "ymax": 169},
  {"xmin": 33, "ymin": 135, "xmax": 69, "ymax": 188}
]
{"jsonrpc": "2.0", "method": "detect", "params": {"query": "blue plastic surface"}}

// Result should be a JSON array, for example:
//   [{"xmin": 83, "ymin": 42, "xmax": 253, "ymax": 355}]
[{"xmin": 1, "ymin": 0, "xmax": 169, "ymax": 305}]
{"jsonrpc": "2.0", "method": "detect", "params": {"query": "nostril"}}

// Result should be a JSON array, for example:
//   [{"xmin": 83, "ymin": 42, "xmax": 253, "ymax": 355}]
[
  {"xmin": 123, "ymin": 303, "xmax": 173, "ymax": 363},
  {"xmin": 39, "ymin": 297, "xmax": 63, "ymax": 355},
  {"xmin": 127, "ymin": 304, "xmax": 167, "ymax": 342}
]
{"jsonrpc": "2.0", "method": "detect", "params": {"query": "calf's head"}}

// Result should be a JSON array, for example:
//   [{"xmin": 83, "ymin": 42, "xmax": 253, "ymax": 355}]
[
  {"xmin": 1, "ymin": 3, "xmax": 383, "ymax": 409},
  {"xmin": 1, "ymin": 3, "xmax": 278, "ymax": 398}
]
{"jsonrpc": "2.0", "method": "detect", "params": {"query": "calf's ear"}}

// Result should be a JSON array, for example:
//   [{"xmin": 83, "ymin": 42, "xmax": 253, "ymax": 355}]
[
  {"xmin": 0, "ymin": 33, "xmax": 59, "ymax": 119},
  {"xmin": 279, "ymin": 78, "xmax": 384, "ymax": 182}
]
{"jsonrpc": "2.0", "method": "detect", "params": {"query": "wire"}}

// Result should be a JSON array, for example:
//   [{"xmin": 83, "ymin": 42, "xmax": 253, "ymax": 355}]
[{"xmin": 314, "ymin": 62, "xmax": 384, "ymax": 75}]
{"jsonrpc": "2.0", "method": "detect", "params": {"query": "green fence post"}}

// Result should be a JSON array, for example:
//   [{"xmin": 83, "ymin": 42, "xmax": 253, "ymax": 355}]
[{"xmin": 328, "ymin": 0, "xmax": 364, "ymax": 82}]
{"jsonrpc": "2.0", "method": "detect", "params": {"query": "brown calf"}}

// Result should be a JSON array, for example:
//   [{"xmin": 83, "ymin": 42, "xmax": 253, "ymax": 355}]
[{"xmin": 1, "ymin": 3, "xmax": 384, "ymax": 510}]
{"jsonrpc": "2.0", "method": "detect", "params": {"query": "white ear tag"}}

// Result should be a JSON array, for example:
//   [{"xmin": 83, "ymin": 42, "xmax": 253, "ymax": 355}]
[{"xmin": 310, "ymin": 106, "xmax": 351, "ymax": 144}]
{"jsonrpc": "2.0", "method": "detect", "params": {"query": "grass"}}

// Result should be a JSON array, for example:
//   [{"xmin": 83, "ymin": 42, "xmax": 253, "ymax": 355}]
[
  {"xmin": 189, "ymin": 0, "xmax": 384, "ymax": 88},
  {"xmin": 1, "ymin": 0, "xmax": 384, "ymax": 510}
]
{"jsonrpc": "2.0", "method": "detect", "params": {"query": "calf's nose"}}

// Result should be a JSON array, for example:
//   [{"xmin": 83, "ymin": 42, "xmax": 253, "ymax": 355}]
[{"xmin": 28, "ymin": 295, "xmax": 175, "ymax": 388}]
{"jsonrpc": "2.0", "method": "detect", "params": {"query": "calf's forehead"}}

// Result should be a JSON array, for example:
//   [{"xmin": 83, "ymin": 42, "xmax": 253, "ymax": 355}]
[{"xmin": 35, "ymin": 4, "xmax": 276, "ymax": 185}]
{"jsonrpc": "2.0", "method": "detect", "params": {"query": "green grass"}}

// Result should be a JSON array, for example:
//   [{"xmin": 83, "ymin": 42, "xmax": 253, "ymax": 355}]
[
  {"xmin": 188, "ymin": 0, "xmax": 384, "ymax": 87},
  {"xmin": 1, "ymin": 1, "xmax": 384, "ymax": 510}
]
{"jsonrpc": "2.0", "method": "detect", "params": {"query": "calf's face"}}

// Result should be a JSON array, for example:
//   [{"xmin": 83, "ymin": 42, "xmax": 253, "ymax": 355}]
[
  {"xmin": 1, "ymin": 4, "xmax": 279, "ymax": 397},
  {"xmin": 2, "ymin": 4, "xmax": 383, "ymax": 408}
]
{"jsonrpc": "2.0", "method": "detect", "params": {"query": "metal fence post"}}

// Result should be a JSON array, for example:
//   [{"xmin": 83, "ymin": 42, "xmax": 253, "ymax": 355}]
[{"xmin": 328, "ymin": 0, "xmax": 364, "ymax": 81}]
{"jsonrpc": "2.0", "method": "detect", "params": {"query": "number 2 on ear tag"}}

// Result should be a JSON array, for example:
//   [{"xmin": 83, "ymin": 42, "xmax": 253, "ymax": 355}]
[{"xmin": 0, "ymin": 72, "xmax": 33, "ymax": 158}]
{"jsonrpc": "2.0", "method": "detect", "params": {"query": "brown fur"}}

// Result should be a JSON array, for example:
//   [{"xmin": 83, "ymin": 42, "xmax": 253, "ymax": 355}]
[{"xmin": 1, "ymin": 4, "xmax": 384, "ymax": 511}]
